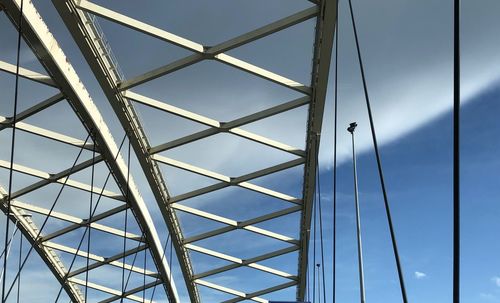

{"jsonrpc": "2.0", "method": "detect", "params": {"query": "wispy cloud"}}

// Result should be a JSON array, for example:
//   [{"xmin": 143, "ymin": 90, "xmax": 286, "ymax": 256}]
[
  {"xmin": 414, "ymin": 271, "xmax": 427, "ymax": 279},
  {"xmin": 491, "ymin": 276, "xmax": 500, "ymax": 287},
  {"xmin": 480, "ymin": 293, "xmax": 497, "ymax": 301}
]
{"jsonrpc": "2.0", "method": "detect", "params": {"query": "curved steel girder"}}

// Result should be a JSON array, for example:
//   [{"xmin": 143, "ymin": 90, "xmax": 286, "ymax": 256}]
[
  {"xmin": 297, "ymin": 0, "xmax": 337, "ymax": 300},
  {"xmin": 0, "ymin": 186, "xmax": 84, "ymax": 302},
  {"xmin": 0, "ymin": 0, "xmax": 179, "ymax": 301},
  {"xmin": 51, "ymin": 1, "xmax": 199, "ymax": 302}
]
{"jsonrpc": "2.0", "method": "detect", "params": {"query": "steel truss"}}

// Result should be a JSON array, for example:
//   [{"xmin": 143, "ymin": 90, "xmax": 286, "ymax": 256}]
[
  {"xmin": 52, "ymin": 0, "xmax": 337, "ymax": 301},
  {"xmin": 0, "ymin": 0, "xmax": 179, "ymax": 301}
]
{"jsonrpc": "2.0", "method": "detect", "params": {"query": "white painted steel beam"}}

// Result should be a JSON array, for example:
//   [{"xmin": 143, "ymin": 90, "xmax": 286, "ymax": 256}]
[
  {"xmin": 0, "ymin": 93, "xmax": 65, "ymax": 132},
  {"xmin": 68, "ymin": 244, "xmax": 149, "ymax": 278},
  {"xmin": 0, "ymin": 60, "xmax": 57, "ymax": 87},
  {"xmin": 68, "ymin": 277, "xmax": 153, "ymax": 303},
  {"xmin": 195, "ymin": 279, "xmax": 296, "ymax": 303},
  {"xmin": 2, "ymin": 155, "xmax": 103, "ymax": 201},
  {"xmin": 44, "ymin": 242, "xmax": 154, "ymax": 277},
  {"xmin": 11, "ymin": 200, "xmax": 140, "ymax": 241},
  {"xmin": 222, "ymin": 281, "xmax": 297, "ymax": 303},
  {"xmin": 172, "ymin": 204, "xmax": 300, "ymax": 244},
  {"xmin": 188, "ymin": 244, "xmax": 297, "ymax": 280},
  {"xmin": 41, "ymin": 204, "xmax": 141, "ymax": 242},
  {"xmin": 153, "ymin": 155, "xmax": 301, "ymax": 204},
  {"xmin": 98, "ymin": 280, "xmax": 162, "ymax": 303},
  {"xmin": 124, "ymin": 91, "xmax": 306, "ymax": 157},
  {"xmin": 205, "ymin": 6, "xmax": 318, "ymax": 55},
  {"xmin": 0, "ymin": 116, "xmax": 95, "ymax": 150},
  {"xmin": 0, "ymin": 160, "xmax": 123, "ymax": 201}
]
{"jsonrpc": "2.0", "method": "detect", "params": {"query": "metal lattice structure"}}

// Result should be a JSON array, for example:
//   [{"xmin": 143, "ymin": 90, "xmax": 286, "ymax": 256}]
[
  {"xmin": 0, "ymin": 0, "xmax": 178, "ymax": 301},
  {"xmin": 1, "ymin": 0, "xmax": 337, "ymax": 301}
]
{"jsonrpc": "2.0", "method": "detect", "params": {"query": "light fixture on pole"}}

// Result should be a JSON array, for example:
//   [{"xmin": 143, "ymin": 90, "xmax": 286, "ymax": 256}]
[{"xmin": 348, "ymin": 122, "xmax": 366, "ymax": 303}]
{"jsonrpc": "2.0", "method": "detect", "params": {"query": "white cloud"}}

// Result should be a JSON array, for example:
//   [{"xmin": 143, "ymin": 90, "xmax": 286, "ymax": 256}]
[
  {"xmin": 491, "ymin": 276, "xmax": 500, "ymax": 287},
  {"xmin": 414, "ymin": 271, "xmax": 427, "ymax": 279},
  {"xmin": 480, "ymin": 293, "xmax": 497, "ymax": 301}
]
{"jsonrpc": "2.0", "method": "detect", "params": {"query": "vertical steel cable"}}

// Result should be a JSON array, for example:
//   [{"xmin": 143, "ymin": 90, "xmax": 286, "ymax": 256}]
[
  {"xmin": 453, "ymin": 0, "xmax": 461, "ymax": 302},
  {"xmin": 315, "ymin": 137, "xmax": 327, "ymax": 303},
  {"xmin": 347, "ymin": 0, "xmax": 408, "ymax": 301},
  {"xmin": 143, "ymin": 246, "xmax": 147, "ymax": 303},
  {"xmin": 121, "ymin": 139, "xmax": 131, "ymax": 303},
  {"xmin": 306, "ymin": 231, "xmax": 311, "ymax": 302},
  {"xmin": 312, "ymin": 185, "xmax": 317, "ymax": 303},
  {"xmin": 332, "ymin": 2, "xmax": 340, "ymax": 303},
  {"xmin": 16, "ymin": 231, "xmax": 22, "ymax": 303},
  {"xmin": 2, "ymin": 0, "xmax": 23, "ymax": 301},
  {"xmin": 84, "ymin": 134, "xmax": 96, "ymax": 301},
  {"xmin": 169, "ymin": 238, "xmax": 173, "ymax": 285},
  {"xmin": 149, "ymin": 234, "xmax": 170, "ymax": 302}
]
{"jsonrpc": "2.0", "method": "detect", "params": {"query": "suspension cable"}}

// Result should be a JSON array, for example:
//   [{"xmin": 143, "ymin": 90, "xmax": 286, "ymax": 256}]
[
  {"xmin": 120, "ymin": 139, "xmax": 131, "ymax": 303},
  {"xmin": 16, "ymin": 229, "xmax": 22, "ymax": 303},
  {"xmin": 347, "ymin": 0, "xmax": 408, "ymax": 302},
  {"xmin": 84, "ymin": 133, "xmax": 96, "ymax": 302},
  {"xmin": 4, "ymin": 133, "xmax": 92, "ymax": 301},
  {"xmin": 53, "ymin": 134, "xmax": 127, "ymax": 302},
  {"xmin": 332, "ymin": 4, "xmax": 340, "ymax": 303},
  {"xmin": 0, "ymin": 224, "xmax": 19, "ymax": 261},
  {"xmin": 169, "ymin": 236, "xmax": 173, "ymax": 286},
  {"xmin": 453, "ymin": 1, "xmax": 461, "ymax": 302},
  {"xmin": 316, "ymin": 136, "xmax": 327, "ymax": 303},
  {"xmin": 143, "ymin": 244, "xmax": 147, "ymax": 303},
  {"xmin": 149, "ymin": 234, "xmax": 170, "ymax": 302},
  {"xmin": 305, "ymin": 223, "xmax": 311, "ymax": 302},
  {"xmin": 0, "ymin": 222, "xmax": 19, "ymax": 284},
  {"xmin": 2, "ymin": 0, "xmax": 24, "ymax": 301},
  {"xmin": 312, "ymin": 180, "xmax": 317, "ymax": 303}
]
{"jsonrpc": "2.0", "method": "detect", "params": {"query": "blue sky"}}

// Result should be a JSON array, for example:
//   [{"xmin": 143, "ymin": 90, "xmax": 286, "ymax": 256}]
[
  {"xmin": 1, "ymin": 0, "xmax": 500, "ymax": 302},
  {"xmin": 315, "ymin": 81, "xmax": 500, "ymax": 303}
]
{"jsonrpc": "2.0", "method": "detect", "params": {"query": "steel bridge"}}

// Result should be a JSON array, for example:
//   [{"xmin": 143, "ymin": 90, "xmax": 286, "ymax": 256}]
[{"xmin": 0, "ymin": 0, "xmax": 337, "ymax": 302}]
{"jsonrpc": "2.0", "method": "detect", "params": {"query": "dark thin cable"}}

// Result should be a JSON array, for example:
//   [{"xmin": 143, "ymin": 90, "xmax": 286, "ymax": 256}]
[
  {"xmin": 312, "ymin": 184, "xmax": 317, "ymax": 303},
  {"xmin": 2, "ymin": 0, "xmax": 23, "ymax": 301},
  {"xmin": 53, "ymin": 134, "xmax": 127, "ymax": 302},
  {"xmin": 143, "ymin": 246, "xmax": 147, "ymax": 303},
  {"xmin": 16, "ymin": 230, "xmax": 22, "ymax": 303},
  {"xmin": 120, "ymin": 139, "xmax": 131, "ymax": 303},
  {"xmin": 347, "ymin": 1, "xmax": 408, "ymax": 302},
  {"xmin": 0, "ymin": 223, "xmax": 18, "ymax": 284},
  {"xmin": 149, "ymin": 234, "xmax": 170, "ymax": 302},
  {"xmin": 84, "ymin": 134, "xmax": 96, "ymax": 302},
  {"xmin": 4, "ymin": 133, "xmax": 91, "ymax": 301},
  {"xmin": 453, "ymin": 0, "xmax": 460, "ymax": 302},
  {"xmin": 0, "ymin": 227, "xmax": 19, "ymax": 261},
  {"xmin": 306, "ymin": 230, "xmax": 311, "ymax": 303},
  {"xmin": 332, "ymin": 2, "xmax": 340, "ymax": 303},
  {"xmin": 315, "ymin": 137, "xmax": 327, "ymax": 303},
  {"xmin": 169, "ymin": 237, "xmax": 173, "ymax": 284}
]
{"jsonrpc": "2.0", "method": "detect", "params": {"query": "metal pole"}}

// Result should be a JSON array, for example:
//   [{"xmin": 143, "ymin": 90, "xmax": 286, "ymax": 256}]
[
  {"xmin": 453, "ymin": 1, "xmax": 461, "ymax": 303},
  {"xmin": 316, "ymin": 263, "xmax": 321, "ymax": 303},
  {"xmin": 348, "ymin": 122, "xmax": 366, "ymax": 303}
]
